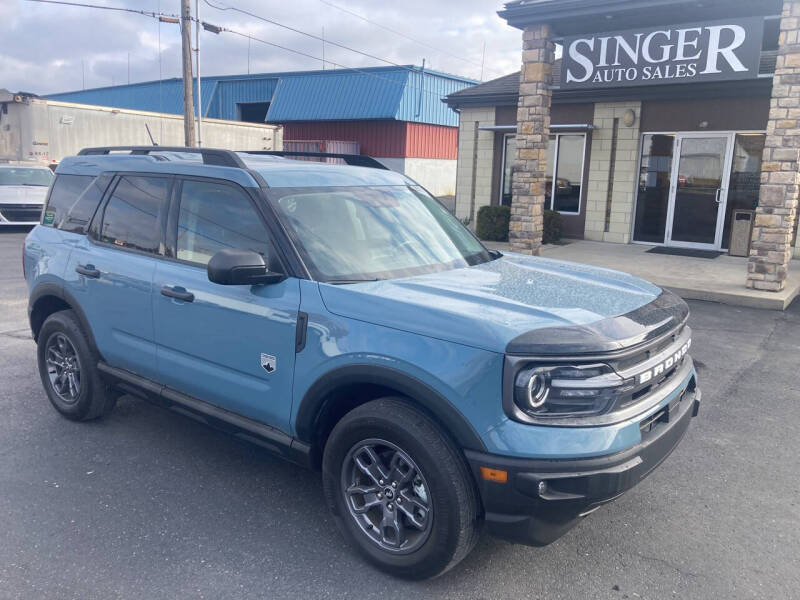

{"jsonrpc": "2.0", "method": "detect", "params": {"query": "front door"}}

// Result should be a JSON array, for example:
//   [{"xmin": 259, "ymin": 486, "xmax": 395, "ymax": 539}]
[
  {"xmin": 665, "ymin": 133, "xmax": 733, "ymax": 249},
  {"xmin": 153, "ymin": 177, "xmax": 299, "ymax": 432}
]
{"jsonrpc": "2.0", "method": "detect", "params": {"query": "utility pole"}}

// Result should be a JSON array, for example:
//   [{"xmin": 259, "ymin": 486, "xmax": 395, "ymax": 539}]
[
  {"xmin": 180, "ymin": 0, "xmax": 196, "ymax": 147},
  {"xmin": 480, "ymin": 40, "xmax": 486, "ymax": 81},
  {"xmin": 195, "ymin": 0, "xmax": 202, "ymax": 147}
]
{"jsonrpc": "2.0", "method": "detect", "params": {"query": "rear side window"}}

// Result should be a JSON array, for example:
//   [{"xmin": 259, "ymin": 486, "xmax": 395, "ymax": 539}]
[
  {"xmin": 57, "ymin": 174, "xmax": 111, "ymax": 234},
  {"xmin": 175, "ymin": 179, "xmax": 272, "ymax": 265},
  {"xmin": 99, "ymin": 176, "xmax": 170, "ymax": 254},
  {"xmin": 42, "ymin": 174, "xmax": 93, "ymax": 229}
]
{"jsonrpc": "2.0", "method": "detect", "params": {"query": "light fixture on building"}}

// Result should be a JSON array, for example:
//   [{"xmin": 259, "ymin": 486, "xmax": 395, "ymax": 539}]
[
  {"xmin": 698, "ymin": 121, "xmax": 710, "ymax": 129},
  {"xmin": 622, "ymin": 109, "xmax": 636, "ymax": 127}
]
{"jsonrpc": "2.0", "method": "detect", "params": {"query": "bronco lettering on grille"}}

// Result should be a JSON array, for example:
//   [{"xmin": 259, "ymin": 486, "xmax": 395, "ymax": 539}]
[{"xmin": 638, "ymin": 339, "xmax": 691, "ymax": 385}]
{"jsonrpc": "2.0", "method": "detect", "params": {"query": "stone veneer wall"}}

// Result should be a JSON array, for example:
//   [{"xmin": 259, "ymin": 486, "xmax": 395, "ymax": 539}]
[
  {"xmin": 583, "ymin": 102, "xmax": 642, "ymax": 244},
  {"xmin": 509, "ymin": 24, "xmax": 555, "ymax": 254},
  {"xmin": 453, "ymin": 106, "xmax": 496, "ymax": 224},
  {"xmin": 747, "ymin": 0, "xmax": 800, "ymax": 291}
]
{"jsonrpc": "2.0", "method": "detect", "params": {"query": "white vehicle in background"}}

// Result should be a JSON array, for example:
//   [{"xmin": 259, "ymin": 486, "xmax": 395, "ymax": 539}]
[{"xmin": 0, "ymin": 165, "xmax": 52, "ymax": 226}]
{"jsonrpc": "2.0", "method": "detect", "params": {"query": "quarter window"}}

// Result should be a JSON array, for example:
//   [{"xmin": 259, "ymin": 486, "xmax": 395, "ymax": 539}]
[
  {"xmin": 42, "ymin": 174, "xmax": 92, "ymax": 229},
  {"xmin": 99, "ymin": 176, "xmax": 170, "ymax": 254},
  {"xmin": 176, "ymin": 180, "xmax": 271, "ymax": 265}
]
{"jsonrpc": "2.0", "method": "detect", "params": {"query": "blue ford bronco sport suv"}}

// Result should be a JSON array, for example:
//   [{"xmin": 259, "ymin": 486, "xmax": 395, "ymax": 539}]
[{"xmin": 25, "ymin": 146, "xmax": 700, "ymax": 579}]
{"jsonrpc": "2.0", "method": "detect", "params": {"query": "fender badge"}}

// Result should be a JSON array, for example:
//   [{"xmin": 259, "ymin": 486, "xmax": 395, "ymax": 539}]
[{"xmin": 260, "ymin": 353, "xmax": 276, "ymax": 374}]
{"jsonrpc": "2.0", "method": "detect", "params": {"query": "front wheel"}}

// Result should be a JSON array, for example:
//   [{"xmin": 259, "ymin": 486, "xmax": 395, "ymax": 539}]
[{"xmin": 322, "ymin": 398, "xmax": 480, "ymax": 579}]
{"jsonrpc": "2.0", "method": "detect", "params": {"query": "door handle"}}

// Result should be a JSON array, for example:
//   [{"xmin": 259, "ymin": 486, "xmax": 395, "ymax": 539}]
[
  {"xmin": 161, "ymin": 285, "xmax": 194, "ymax": 302},
  {"xmin": 715, "ymin": 188, "xmax": 723, "ymax": 203},
  {"xmin": 75, "ymin": 264, "xmax": 100, "ymax": 278}
]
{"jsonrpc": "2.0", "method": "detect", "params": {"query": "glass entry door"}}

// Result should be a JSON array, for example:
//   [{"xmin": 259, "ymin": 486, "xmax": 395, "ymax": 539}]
[{"xmin": 666, "ymin": 134, "xmax": 734, "ymax": 249}]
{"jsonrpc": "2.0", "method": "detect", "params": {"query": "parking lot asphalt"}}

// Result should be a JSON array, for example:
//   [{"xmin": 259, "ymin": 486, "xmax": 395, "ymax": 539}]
[{"xmin": 1, "ymin": 228, "xmax": 799, "ymax": 599}]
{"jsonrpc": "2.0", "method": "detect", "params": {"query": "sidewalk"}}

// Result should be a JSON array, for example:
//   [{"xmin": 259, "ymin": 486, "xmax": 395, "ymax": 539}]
[{"xmin": 484, "ymin": 240, "xmax": 800, "ymax": 310}]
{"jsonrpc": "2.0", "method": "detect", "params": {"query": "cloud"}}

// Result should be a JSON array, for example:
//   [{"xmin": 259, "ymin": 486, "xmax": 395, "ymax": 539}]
[{"xmin": 4, "ymin": 0, "xmax": 522, "ymax": 95}]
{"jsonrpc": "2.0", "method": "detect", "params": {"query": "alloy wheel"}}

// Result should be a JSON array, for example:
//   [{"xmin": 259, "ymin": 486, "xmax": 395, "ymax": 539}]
[
  {"xmin": 341, "ymin": 438, "xmax": 433, "ymax": 554},
  {"xmin": 45, "ymin": 332, "xmax": 82, "ymax": 404}
]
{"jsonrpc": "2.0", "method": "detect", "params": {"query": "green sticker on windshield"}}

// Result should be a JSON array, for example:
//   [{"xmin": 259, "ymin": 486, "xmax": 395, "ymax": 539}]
[{"xmin": 42, "ymin": 211, "xmax": 55, "ymax": 226}]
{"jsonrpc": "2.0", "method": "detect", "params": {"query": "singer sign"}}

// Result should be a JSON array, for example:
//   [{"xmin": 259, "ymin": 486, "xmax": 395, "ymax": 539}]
[{"xmin": 560, "ymin": 18, "xmax": 764, "ymax": 89}]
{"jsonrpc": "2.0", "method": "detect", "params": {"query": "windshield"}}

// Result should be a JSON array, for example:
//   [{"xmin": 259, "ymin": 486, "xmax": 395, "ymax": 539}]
[
  {"xmin": 268, "ymin": 185, "xmax": 491, "ymax": 282},
  {"xmin": 0, "ymin": 167, "xmax": 53, "ymax": 186}
]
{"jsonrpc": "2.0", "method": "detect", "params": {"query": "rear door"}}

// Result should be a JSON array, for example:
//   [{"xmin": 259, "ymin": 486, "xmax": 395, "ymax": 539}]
[
  {"xmin": 65, "ymin": 174, "xmax": 172, "ymax": 381},
  {"xmin": 153, "ymin": 177, "xmax": 300, "ymax": 432}
]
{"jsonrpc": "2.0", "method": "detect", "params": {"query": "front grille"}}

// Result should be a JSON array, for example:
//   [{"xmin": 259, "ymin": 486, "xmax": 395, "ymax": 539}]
[
  {"xmin": 615, "ymin": 323, "xmax": 686, "ymax": 371},
  {"xmin": 610, "ymin": 325, "xmax": 692, "ymax": 413},
  {"xmin": 0, "ymin": 204, "xmax": 43, "ymax": 222}
]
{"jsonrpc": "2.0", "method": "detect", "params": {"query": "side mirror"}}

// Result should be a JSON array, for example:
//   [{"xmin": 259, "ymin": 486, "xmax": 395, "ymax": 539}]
[{"xmin": 207, "ymin": 248, "xmax": 286, "ymax": 286}]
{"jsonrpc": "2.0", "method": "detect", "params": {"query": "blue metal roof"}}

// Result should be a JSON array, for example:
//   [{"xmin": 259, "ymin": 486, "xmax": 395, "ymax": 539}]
[{"xmin": 46, "ymin": 66, "xmax": 476, "ymax": 127}]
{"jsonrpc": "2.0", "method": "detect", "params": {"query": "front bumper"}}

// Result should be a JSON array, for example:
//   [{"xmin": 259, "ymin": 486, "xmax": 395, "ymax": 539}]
[
  {"xmin": 0, "ymin": 204, "xmax": 43, "ymax": 225},
  {"xmin": 465, "ymin": 378, "xmax": 700, "ymax": 546}
]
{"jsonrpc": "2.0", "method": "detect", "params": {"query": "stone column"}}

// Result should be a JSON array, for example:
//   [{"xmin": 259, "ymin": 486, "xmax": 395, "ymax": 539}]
[
  {"xmin": 747, "ymin": 0, "xmax": 800, "ymax": 291},
  {"xmin": 509, "ymin": 24, "xmax": 555, "ymax": 255}
]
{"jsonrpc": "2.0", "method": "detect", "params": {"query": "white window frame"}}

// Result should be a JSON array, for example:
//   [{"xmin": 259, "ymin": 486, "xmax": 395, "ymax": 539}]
[{"xmin": 548, "ymin": 133, "xmax": 587, "ymax": 216}]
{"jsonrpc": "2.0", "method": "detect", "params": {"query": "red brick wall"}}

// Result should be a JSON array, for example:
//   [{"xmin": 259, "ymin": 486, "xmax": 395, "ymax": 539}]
[{"xmin": 282, "ymin": 120, "xmax": 458, "ymax": 159}]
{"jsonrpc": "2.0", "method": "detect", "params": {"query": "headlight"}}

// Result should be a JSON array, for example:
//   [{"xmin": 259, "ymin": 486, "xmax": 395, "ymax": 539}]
[{"xmin": 513, "ymin": 363, "xmax": 633, "ymax": 419}]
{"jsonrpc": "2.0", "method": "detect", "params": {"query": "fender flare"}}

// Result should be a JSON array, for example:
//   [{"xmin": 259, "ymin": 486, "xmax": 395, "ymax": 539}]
[
  {"xmin": 28, "ymin": 282, "xmax": 100, "ymax": 354},
  {"xmin": 294, "ymin": 363, "xmax": 488, "ymax": 453}
]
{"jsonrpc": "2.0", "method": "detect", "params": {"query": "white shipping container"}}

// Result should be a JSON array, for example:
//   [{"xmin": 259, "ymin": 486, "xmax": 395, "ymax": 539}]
[{"xmin": 0, "ymin": 90, "xmax": 282, "ymax": 164}]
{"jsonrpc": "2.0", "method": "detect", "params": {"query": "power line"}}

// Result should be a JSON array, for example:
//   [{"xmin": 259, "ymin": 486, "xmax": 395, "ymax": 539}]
[
  {"xmin": 220, "ymin": 27, "xmax": 449, "ymax": 100},
  {"xmin": 318, "ymin": 0, "xmax": 486, "ymax": 73},
  {"xmin": 25, "ymin": 0, "xmax": 178, "ymax": 20},
  {"xmin": 28, "ymin": 0, "xmax": 471, "ymax": 104},
  {"xmin": 201, "ymin": 0, "xmax": 454, "ymax": 81}
]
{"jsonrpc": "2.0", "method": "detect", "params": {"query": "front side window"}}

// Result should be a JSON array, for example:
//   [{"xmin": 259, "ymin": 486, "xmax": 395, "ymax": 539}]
[
  {"xmin": 99, "ymin": 176, "xmax": 170, "ymax": 254},
  {"xmin": 269, "ymin": 185, "xmax": 490, "ymax": 282},
  {"xmin": 176, "ymin": 179, "xmax": 272, "ymax": 265}
]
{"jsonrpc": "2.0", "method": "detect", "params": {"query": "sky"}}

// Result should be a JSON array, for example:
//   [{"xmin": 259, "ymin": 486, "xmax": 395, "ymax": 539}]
[{"xmin": 1, "ymin": 0, "xmax": 524, "ymax": 95}]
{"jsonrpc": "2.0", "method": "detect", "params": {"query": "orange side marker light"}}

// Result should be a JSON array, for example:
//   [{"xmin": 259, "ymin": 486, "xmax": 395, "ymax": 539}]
[{"xmin": 479, "ymin": 466, "xmax": 508, "ymax": 483}]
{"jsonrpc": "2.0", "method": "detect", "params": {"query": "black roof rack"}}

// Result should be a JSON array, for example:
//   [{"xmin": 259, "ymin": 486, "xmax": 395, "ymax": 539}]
[
  {"xmin": 77, "ymin": 146, "xmax": 247, "ymax": 169},
  {"xmin": 241, "ymin": 150, "xmax": 388, "ymax": 170}
]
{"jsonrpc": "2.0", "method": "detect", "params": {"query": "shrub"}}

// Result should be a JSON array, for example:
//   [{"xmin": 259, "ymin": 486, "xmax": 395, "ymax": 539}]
[
  {"xmin": 542, "ymin": 209, "xmax": 563, "ymax": 244},
  {"xmin": 476, "ymin": 205, "xmax": 510, "ymax": 242}
]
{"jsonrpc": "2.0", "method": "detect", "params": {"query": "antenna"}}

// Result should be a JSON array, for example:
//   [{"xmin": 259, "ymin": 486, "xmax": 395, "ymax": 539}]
[{"xmin": 145, "ymin": 123, "xmax": 158, "ymax": 146}]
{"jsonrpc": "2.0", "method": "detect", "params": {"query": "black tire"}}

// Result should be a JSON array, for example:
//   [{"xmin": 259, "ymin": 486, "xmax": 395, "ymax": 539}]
[
  {"xmin": 322, "ymin": 397, "xmax": 480, "ymax": 579},
  {"xmin": 36, "ymin": 309, "xmax": 117, "ymax": 421}
]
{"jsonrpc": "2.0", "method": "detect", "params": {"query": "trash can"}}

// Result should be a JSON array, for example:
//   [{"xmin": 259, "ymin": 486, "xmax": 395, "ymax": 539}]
[{"xmin": 729, "ymin": 209, "xmax": 754, "ymax": 257}]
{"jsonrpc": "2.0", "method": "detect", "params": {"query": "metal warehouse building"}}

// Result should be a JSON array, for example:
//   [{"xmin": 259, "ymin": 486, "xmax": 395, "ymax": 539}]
[{"xmin": 47, "ymin": 66, "xmax": 476, "ymax": 196}]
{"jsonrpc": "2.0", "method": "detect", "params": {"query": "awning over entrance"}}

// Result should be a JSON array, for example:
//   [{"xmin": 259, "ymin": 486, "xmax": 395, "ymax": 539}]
[{"xmin": 478, "ymin": 124, "xmax": 596, "ymax": 132}]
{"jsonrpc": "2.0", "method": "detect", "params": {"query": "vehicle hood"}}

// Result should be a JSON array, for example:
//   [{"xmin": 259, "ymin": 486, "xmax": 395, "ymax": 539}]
[
  {"xmin": 0, "ymin": 185, "xmax": 48, "ymax": 205},
  {"xmin": 318, "ymin": 253, "xmax": 686, "ymax": 355}
]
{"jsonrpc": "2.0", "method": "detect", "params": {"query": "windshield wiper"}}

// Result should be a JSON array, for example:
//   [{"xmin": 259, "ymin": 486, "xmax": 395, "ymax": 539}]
[{"xmin": 328, "ymin": 278, "xmax": 381, "ymax": 285}]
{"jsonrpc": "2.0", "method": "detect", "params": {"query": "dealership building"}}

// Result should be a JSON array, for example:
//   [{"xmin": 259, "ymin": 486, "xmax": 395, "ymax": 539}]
[{"xmin": 446, "ymin": 0, "xmax": 800, "ymax": 292}]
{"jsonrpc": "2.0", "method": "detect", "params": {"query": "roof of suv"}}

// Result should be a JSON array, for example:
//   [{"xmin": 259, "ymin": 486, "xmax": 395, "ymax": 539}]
[{"xmin": 55, "ymin": 151, "xmax": 413, "ymax": 189}]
